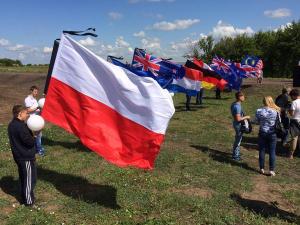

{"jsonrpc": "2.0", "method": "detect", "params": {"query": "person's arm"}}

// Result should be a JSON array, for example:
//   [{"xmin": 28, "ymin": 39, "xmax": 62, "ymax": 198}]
[{"xmin": 234, "ymin": 114, "xmax": 250, "ymax": 122}]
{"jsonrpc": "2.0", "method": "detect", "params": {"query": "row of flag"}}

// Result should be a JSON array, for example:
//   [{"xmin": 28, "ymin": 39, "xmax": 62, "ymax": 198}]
[
  {"xmin": 109, "ymin": 48, "xmax": 263, "ymax": 94},
  {"xmin": 42, "ymin": 33, "xmax": 264, "ymax": 169}
]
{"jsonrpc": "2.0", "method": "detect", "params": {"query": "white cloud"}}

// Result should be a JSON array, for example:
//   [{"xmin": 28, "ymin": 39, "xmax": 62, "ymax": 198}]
[
  {"xmin": 264, "ymin": 8, "xmax": 291, "ymax": 18},
  {"xmin": 7, "ymin": 44, "xmax": 26, "ymax": 51},
  {"xmin": 0, "ymin": 38, "xmax": 10, "ymax": 46},
  {"xmin": 210, "ymin": 20, "xmax": 254, "ymax": 40},
  {"xmin": 141, "ymin": 37, "xmax": 161, "ymax": 50},
  {"xmin": 133, "ymin": 31, "xmax": 146, "ymax": 38},
  {"xmin": 152, "ymin": 19, "xmax": 200, "ymax": 31},
  {"xmin": 273, "ymin": 22, "xmax": 292, "ymax": 32},
  {"xmin": 18, "ymin": 53, "xmax": 26, "ymax": 60},
  {"xmin": 79, "ymin": 37, "xmax": 96, "ymax": 46},
  {"xmin": 115, "ymin": 36, "xmax": 130, "ymax": 48},
  {"xmin": 108, "ymin": 12, "xmax": 123, "ymax": 20},
  {"xmin": 43, "ymin": 47, "xmax": 53, "ymax": 54}
]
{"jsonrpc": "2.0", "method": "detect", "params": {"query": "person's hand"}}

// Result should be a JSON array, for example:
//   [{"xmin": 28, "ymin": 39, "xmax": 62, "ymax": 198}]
[{"xmin": 244, "ymin": 115, "xmax": 251, "ymax": 120}]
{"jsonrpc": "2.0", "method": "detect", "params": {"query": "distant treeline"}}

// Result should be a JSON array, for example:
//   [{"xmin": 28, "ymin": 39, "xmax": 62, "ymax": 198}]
[
  {"xmin": 0, "ymin": 58, "xmax": 49, "ymax": 67},
  {"xmin": 190, "ymin": 20, "xmax": 300, "ymax": 77}
]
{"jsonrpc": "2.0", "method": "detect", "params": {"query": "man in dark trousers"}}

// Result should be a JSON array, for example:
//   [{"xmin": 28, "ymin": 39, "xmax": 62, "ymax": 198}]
[{"xmin": 7, "ymin": 105, "xmax": 37, "ymax": 206}]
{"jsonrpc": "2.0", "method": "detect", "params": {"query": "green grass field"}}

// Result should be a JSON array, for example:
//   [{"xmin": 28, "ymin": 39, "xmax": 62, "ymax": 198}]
[{"xmin": 0, "ymin": 83, "xmax": 299, "ymax": 225}]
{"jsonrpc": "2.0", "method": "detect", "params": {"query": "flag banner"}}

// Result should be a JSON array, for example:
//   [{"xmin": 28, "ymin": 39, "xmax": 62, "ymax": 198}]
[
  {"xmin": 108, "ymin": 56, "xmax": 173, "ymax": 88},
  {"xmin": 132, "ymin": 48, "xmax": 185, "ymax": 79},
  {"xmin": 241, "ymin": 55, "xmax": 264, "ymax": 78},
  {"xmin": 185, "ymin": 59, "xmax": 228, "ymax": 90},
  {"xmin": 131, "ymin": 48, "xmax": 201, "ymax": 95},
  {"xmin": 42, "ymin": 34, "xmax": 175, "ymax": 169},
  {"xmin": 210, "ymin": 56, "xmax": 243, "ymax": 91}
]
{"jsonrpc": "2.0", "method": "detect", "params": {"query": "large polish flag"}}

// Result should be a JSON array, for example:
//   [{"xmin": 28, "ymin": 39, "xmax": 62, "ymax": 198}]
[{"xmin": 42, "ymin": 34, "xmax": 175, "ymax": 169}]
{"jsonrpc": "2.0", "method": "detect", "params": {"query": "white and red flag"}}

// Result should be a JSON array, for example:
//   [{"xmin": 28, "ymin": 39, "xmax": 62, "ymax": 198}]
[{"xmin": 42, "ymin": 34, "xmax": 175, "ymax": 169}]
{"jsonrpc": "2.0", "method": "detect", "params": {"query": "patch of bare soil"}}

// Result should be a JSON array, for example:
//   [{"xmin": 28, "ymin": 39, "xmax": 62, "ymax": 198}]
[
  {"xmin": 0, "ymin": 73, "xmax": 46, "ymax": 124},
  {"xmin": 170, "ymin": 186, "xmax": 213, "ymax": 198},
  {"xmin": 240, "ymin": 175, "xmax": 299, "ymax": 214}
]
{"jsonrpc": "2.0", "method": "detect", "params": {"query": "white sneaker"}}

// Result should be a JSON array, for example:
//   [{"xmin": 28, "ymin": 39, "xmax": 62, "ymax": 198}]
[
  {"xmin": 260, "ymin": 169, "xmax": 265, "ymax": 174},
  {"xmin": 270, "ymin": 171, "xmax": 276, "ymax": 176}
]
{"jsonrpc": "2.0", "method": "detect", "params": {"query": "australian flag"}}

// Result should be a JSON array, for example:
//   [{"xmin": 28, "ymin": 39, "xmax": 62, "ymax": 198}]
[
  {"xmin": 132, "ymin": 48, "xmax": 185, "ymax": 80},
  {"xmin": 211, "ymin": 56, "xmax": 244, "ymax": 91}
]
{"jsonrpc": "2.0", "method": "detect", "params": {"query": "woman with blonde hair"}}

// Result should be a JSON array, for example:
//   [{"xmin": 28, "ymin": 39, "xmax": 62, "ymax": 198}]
[{"xmin": 255, "ymin": 96, "xmax": 281, "ymax": 176}]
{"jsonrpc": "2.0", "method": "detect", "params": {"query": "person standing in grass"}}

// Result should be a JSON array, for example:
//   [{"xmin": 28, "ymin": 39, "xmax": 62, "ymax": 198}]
[
  {"xmin": 25, "ymin": 85, "xmax": 45, "ymax": 156},
  {"xmin": 231, "ymin": 91, "xmax": 250, "ymax": 161},
  {"xmin": 255, "ymin": 96, "xmax": 280, "ymax": 176},
  {"xmin": 7, "ymin": 105, "xmax": 37, "ymax": 206},
  {"xmin": 288, "ymin": 89, "xmax": 300, "ymax": 159}
]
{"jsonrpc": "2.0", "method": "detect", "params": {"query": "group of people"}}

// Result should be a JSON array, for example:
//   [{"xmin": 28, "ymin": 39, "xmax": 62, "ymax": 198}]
[
  {"xmin": 231, "ymin": 88, "xmax": 300, "ymax": 176},
  {"xmin": 7, "ymin": 86, "xmax": 45, "ymax": 207}
]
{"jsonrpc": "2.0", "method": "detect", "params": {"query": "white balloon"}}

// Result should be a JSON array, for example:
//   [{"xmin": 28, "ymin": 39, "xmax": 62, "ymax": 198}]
[
  {"xmin": 38, "ymin": 98, "xmax": 45, "ymax": 108},
  {"xmin": 27, "ymin": 115, "xmax": 45, "ymax": 131}
]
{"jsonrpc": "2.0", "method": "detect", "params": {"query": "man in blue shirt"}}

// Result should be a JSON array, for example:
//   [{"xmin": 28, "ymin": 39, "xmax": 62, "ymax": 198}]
[{"xmin": 231, "ymin": 92, "xmax": 250, "ymax": 161}]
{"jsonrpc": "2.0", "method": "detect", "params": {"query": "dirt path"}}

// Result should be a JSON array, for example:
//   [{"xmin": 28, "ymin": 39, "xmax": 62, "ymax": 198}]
[{"xmin": 0, "ymin": 73, "xmax": 46, "ymax": 124}]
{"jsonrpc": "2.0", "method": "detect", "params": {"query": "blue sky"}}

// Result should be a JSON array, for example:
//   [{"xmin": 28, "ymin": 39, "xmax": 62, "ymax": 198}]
[{"xmin": 0, "ymin": 0, "xmax": 299, "ymax": 64}]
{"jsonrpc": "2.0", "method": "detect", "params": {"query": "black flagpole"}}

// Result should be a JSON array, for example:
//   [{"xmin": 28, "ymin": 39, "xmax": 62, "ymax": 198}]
[{"xmin": 43, "ymin": 39, "xmax": 60, "ymax": 95}]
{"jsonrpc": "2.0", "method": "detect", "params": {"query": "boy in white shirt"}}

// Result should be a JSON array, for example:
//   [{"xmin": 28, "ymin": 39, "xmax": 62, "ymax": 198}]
[
  {"xmin": 25, "ymin": 86, "xmax": 45, "ymax": 156},
  {"xmin": 288, "ymin": 89, "xmax": 300, "ymax": 159}
]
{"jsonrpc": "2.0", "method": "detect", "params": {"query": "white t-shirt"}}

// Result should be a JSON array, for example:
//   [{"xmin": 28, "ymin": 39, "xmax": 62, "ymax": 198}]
[
  {"xmin": 291, "ymin": 98, "xmax": 300, "ymax": 121},
  {"xmin": 24, "ymin": 95, "xmax": 39, "ymax": 114}
]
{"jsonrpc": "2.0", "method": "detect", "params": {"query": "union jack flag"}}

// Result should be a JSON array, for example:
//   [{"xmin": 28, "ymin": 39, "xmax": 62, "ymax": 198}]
[
  {"xmin": 132, "ymin": 48, "xmax": 162, "ymax": 75},
  {"xmin": 131, "ymin": 48, "xmax": 185, "ymax": 79},
  {"xmin": 211, "ymin": 56, "xmax": 231, "ymax": 73}
]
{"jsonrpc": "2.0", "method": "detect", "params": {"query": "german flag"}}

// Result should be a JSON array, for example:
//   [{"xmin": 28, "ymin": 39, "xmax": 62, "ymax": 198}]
[{"xmin": 184, "ymin": 59, "xmax": 227, "ymax": 90}]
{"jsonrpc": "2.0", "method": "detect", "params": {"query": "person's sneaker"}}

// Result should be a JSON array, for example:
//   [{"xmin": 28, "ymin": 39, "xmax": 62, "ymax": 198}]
[
  {"xmin": 260, "ymin": 169, "xmax": 265, "ymax": 174},
  {"xmin": 270, "ymin": 171, "xmax": 276, "ymax": 176}
]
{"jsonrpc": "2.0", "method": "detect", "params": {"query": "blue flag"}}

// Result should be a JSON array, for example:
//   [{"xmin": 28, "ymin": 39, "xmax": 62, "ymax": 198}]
[
  {"xmin": 210, "ymin": 56, "xmax": 243, "ymax": 91},
  {"xmin": 108, "ymin": 56, "xmax": 173, "ymax": 88}
]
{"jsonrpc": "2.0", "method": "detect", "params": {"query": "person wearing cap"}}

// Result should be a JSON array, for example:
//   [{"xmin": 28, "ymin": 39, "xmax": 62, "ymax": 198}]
[
  {"xmin": 7, "ymin": 105, "xmax": 37, "ymax": 207},
  {"xmin": 231, "ymin": 91, "xmax": 250, "ymax": 161}
]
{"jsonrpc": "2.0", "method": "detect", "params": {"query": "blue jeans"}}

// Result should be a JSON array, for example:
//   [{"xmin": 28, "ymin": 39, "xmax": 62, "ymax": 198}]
[
  {"xmin": 258, "ymin": 132, "xmax": 276, "ymax": 171},
  {"xmin": 35, "ymin": 132, "xmax": 45, "ymax": 155},
  {"xmin": 232, "ymin": 122, "xmax": 242, "ymax": 160}
]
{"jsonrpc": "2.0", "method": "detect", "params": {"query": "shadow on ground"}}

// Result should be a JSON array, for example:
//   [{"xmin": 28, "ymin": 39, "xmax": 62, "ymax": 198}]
[
  {"xmin": 190, "ymin": 145, "xmax": 258, "ymax": 173},
  {"xmin": 0, "ymin": 176, "xmax": 22, "ymax": 203},
  {"xmin": 231, "ymin": 193, "xmax": 300, "ymax": 223},
  {"xmin": 0, "ymin": 169, "xmax": 120, "ymax": 209},
  {"xmin": 43, "ymin": 137, "xmax": 90, "ymax": 153},
  {"xmin": 175, "ymin": 105, "xmax": 208, "ymax": 112},
  {"xmin": 37, "ymin": 167, "xmax": 120, "ymax": 209}
]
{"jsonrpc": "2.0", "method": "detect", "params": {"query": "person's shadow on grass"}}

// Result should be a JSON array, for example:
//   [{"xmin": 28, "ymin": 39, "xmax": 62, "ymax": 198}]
[
  {"xmin": 43, "ymin": 137, "xmax": 90, "ymax": 153},
  {"xmin": 190, "ymin": 145, "xmax": 258, "ymax": 173},
  {"xmin": 0, "ymin": 176, "xmax": 22, "ymax": 203},
  {"xmin": 230, "ymin": 193, "xmax": 300, "ymax": 223},
  {"xmin": 37, "ymin": 167, "xmax": 120, "ymax": 209}
]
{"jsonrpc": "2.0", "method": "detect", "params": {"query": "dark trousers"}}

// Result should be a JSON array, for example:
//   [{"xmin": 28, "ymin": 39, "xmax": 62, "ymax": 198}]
[
  {"xmin": 196, "ymin": 89, "xmax": 204, "ymax": 105},
  {"xmin": 258, "ymin": 132, "xmax": 276, "ymax": 171},
  {"xmin": 16, "ymin": 160, "xmax": 37, "ymax": 205},
  {"xmin": 185, "ymin": 95, "xmax": 191, "ymax": 110}
]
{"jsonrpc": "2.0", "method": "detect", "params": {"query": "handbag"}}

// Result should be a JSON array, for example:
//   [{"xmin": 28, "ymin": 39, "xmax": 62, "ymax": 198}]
[
  {"xmin": 240, "ymin": 118, "xmax": 252, "ymax": 134},
  {"xmin": 275, "ymin": 112, "xmax": 286, "ymax": 138}
]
